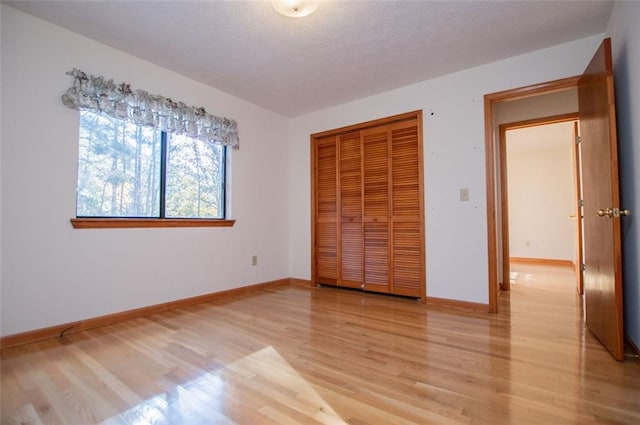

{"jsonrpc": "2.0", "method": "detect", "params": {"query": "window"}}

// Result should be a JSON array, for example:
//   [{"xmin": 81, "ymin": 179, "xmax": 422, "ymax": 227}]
[
  {"xmin": 73, "ymin": 111, "xmax": 230, "ymax": 228},
  {"xmin": 61, "ymin": 68, "xmax": 238, "ymax": 228}
]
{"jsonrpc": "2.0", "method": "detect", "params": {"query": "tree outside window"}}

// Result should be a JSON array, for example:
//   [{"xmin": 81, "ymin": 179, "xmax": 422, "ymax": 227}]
[{"xmin": 77, "ymin": 111, "xmax": 226, "ymax": 219}]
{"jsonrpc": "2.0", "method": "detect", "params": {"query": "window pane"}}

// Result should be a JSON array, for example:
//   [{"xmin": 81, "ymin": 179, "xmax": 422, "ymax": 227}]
[
  {"xmin": 77, "ymin": 111, "xmax": 161, "ymax": 217},
  {"xmin": 165, "ymin": 134, "xmax": 225, "ymax": 219}
]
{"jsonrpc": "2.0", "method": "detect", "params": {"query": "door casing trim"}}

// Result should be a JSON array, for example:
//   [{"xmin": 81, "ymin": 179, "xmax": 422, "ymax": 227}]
[{"xmin": 484, "ymin": 76, "xmax": 580, "ymax": 313}]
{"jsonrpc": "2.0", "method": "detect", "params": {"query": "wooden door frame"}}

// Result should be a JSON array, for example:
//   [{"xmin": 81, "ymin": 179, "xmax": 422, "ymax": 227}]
[
  {"xmin": 572, "ymin": 121, "xmax": 585, "ymax": 295},
  {"xmin": 498, "ymin": 113, "xmax": 580, "ymax": 292},
  {"xmin": 484, "ymin": 76, "xmax": 580, "ymax": 313}
]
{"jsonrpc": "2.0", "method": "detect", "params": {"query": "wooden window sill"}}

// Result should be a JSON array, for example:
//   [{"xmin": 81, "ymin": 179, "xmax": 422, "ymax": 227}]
[{"xmin": 71, "ymin": 218, "xmax": 236, "ymax": 229}]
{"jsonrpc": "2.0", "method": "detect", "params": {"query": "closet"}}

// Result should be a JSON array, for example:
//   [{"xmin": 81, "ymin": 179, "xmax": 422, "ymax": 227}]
[{"xmin": 311, "ymin": 111, "xmax": 425, "ymax": 299}]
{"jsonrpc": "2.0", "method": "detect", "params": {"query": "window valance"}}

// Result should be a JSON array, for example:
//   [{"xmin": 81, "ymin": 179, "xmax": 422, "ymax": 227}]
[{"xmin": 61, "ymin": 68, "xmax": 239, "ymax": 149}]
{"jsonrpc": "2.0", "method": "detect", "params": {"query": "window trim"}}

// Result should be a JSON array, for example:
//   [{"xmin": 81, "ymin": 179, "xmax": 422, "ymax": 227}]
[{"xmin": 70, "ymin": 218, "xmax": 235, "ymax": 229}]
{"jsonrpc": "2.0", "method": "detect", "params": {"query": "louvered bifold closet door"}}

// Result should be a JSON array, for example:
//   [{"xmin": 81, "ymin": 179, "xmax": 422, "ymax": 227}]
[
  {"xmin": 363, "ymin": 125, "xmax": 391, "ymax": 293},
  {"xmin": 315, "ymin": 136, "xmax": 338, "ymax": 285},
  {"xmin": 311, "ymin": 111, "xmax": 424, "ymax": 299},
  {"xmin": 390, "ymin": 118, "xmax": 424, "ymax": 298},
  {"xmin": 339, "ymin": 130, "xmax": 364, "ymax": 288}
]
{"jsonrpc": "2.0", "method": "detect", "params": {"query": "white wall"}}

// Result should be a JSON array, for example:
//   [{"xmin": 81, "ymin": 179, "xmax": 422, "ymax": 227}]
[
  {"xmin": 607, "ymin": 0, "xmax": 640, "ymax": 348},
  {"xmin": 0, "ymin": 6, "xmax": 290, "ymax": 336},
  {"xmin": 506, "ymin": 124, "xmax": 576, "ymax": 261},
  {"xmin": 494, "ymin": 89, "xmax": 578, "ymax": 125},
  {"xmin": 287, "ymin": 35, "xmax": 602, "ymax": 304}
]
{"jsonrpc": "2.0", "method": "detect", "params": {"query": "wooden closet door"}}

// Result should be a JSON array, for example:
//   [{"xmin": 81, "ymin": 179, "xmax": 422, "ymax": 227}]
[
  {"xmin": 339, "ymin": 131, "xmax": 364, "ymax": 288},
  {"xmin": 314, "ymin": 135, "xmax": 338, "ymax": 285},
  {"xmin": 311, "ymin": 110, "xmax": 424, "ymax": 299},
  {"xmin": 362, "ymin": 125, "xmax": 391, "ymax": 293},
  {"xmin": 390, "ymin": 118, "xmax": 424, "ymax": 298}
]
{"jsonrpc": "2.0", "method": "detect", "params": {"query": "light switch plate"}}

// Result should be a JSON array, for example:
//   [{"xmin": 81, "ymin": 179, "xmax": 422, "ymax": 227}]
[{"xmin": 460, "ymin": 188, "xmax": 469, "ymax": 202}]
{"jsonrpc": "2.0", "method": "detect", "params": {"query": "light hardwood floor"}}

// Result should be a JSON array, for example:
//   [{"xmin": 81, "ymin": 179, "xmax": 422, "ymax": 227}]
[{"xmin": 2, "ymin": 266, "xmax": 639, "ymax": 424}]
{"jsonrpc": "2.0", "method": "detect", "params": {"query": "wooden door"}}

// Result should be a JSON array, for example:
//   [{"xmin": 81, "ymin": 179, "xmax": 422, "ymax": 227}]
[
  {"xmin": 362, "ymin": 125, "xmax": 391, "ymax": 293},
  {"xmin": 578, "ymin": 38, "xmax": 625, "ymax": 361},
  {"xmin": 313, "ymin": 135, "xmax": 338, "ymax": 285},
  {"xmin": 390, "ymin": 118, "xmax": 425, "ymax": 298},
  {"xmin": 339, "ymin": 130, "xmax": 364, "ymax": 288}
]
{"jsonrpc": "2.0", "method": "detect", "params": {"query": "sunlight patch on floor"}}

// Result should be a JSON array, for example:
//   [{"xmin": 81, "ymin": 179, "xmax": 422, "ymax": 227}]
[
  {"xmin": 510, "ymin": 272, "xmax": 519, "ymax": 284},
  {"xmin": 227, "ymin": 345, "xmax": 348, "ymax": 424},
  {"xmin": 104, "ymin": 346, "xmax": 347, "ymax": 424}
]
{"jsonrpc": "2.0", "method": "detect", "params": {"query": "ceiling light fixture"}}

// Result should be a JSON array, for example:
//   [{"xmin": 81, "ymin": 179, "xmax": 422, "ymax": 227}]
[{"xmin": 272, "ymin": 0, "xmax": 318, "ymax": 18}]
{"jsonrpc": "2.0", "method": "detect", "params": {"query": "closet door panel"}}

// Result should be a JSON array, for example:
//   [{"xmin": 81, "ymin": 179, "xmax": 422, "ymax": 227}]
[
  {"xmin": 314, "ymin": 137, "xmax": 338, "ymax": 284},
  {"xmin": 390, "ymin": 118, "xmax": 424, "ymax": 298},
  {"xmin": 339, "ymin": 130, "xmax": 363, "ymax": 288},
  {"xmin": 363, "ymin": 125, "xmax": 391, "ymax": 292}
]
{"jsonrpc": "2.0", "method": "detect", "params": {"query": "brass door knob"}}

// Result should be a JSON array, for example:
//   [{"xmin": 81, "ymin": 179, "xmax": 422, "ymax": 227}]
[
  {"xmin": 596, "ymin": 208, "xmax": 613, "ymax": 218},
  {"xmin": 596, "ymin": 207, "xmax": 631, "ymax": 218}
]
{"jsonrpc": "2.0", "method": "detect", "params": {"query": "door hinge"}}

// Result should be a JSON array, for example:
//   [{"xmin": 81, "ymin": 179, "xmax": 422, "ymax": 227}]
[
  {"xmin": 579, "ymin": 199, "xmax": 584, "ymax": 207},
  {"xmin": 581, "ymin": 263, "xmax": 586, "ymax": 272},
  {"xmin": 576, "ymin": 135, "xmax": 582, "ymax": 144}
]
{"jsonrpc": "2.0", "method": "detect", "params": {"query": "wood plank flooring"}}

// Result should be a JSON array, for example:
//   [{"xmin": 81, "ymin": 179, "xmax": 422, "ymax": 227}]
[{"xmin": 2, "ymin": 266, "xmax": 639, "ymax": 424}]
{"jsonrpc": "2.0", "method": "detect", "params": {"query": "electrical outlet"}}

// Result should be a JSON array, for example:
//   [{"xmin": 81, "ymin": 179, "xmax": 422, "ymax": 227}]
[
  {"xmin": 460, "ymin": 188, "xmax": 469, "ymax": 202},
  {"xmin": 251, "ymin": 255, "xmax": 258, "ymax": 266}
]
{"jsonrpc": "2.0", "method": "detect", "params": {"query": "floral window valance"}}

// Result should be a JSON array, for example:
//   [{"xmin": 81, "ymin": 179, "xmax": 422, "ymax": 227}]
[{"xmin": 61, "ymin": 69, "xmax": 239, "ymax": 149}]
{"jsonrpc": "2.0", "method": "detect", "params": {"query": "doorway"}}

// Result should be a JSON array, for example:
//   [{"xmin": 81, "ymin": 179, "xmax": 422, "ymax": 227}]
[
  {"xmin": 502, "ymin": 116, "xmax": 582, "ymax": 293},
  {"xmin": 503, "ymin": 119, "xmax": 583, "ymax": 303},
  {"xmin": 483, "ymin": 77, "xmax": 580, "ymax": 312}
]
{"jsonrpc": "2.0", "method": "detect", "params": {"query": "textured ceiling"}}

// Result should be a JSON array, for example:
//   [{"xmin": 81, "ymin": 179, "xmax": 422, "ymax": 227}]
[{"xmin": 5, "ymin": 0, "xmax": 613, "ymax": 117}]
